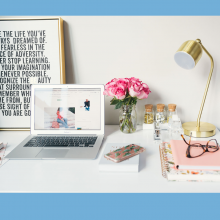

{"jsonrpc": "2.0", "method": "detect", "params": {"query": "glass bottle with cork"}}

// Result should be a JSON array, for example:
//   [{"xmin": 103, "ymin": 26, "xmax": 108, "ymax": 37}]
[
  {"xmin": 144, "ymin": 104, "xmax": 154, "ymax": 124},
  {"xmin": 156, "ymin": 104, "xmax": 166, "ymax": 127},
  {"xmin": 167, "ymin": 104, "xmax": 177, "ymax": 123}
]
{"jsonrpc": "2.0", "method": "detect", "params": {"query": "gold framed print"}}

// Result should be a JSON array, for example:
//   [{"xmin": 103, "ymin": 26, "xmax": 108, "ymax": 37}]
[{"xmin": 0, "ymin": 17, "xmax": 65, "ymax": 130}]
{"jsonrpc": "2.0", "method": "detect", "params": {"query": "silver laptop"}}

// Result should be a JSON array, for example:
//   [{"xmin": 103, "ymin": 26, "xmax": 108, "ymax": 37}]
[{"xmin": 6, "ymin": 84, "xmax": 105, "ymax": 159}]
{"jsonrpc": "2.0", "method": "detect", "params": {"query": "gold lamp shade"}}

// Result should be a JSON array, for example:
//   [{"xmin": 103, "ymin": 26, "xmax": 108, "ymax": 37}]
[
  {"xmin": 174, "ymin": 40, "xmax": 203, "ymax": 70},
  {"xmin": 174, "ymin": 39, "xmax": 216, "ymax": 138}
]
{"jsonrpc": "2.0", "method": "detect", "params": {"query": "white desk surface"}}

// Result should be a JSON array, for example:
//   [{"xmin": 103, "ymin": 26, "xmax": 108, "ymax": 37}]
[{"xmin": 0, "ymin": 125, "xmax": 220, "ymax": 193}]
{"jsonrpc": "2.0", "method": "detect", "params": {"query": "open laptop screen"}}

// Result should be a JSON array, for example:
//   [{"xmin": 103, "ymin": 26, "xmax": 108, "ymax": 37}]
[{"xmin": 34, "ymin": 88, "xmax": 101, "ymax": 130}]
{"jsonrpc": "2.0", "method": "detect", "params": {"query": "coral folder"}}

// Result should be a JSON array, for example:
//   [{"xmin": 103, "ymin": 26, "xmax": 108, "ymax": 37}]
[{"xmin": 170, "ymin": 140, "xmax": 220, "ymax": 170}]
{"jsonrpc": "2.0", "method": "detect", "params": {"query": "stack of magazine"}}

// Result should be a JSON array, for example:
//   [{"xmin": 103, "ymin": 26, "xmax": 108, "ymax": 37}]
[{"xmin": 159, "ymin": 142, "xmax": 220, "ymax": 182}]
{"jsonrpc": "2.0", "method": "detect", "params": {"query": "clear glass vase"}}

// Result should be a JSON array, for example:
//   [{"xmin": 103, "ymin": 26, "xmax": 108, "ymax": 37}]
[{"xmin": 119, "ymin": 105, "xmax": 137, "ymax": 134}]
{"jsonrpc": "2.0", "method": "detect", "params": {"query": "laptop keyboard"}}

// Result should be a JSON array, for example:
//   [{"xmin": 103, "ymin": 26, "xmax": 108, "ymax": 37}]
[{"xmin": 24, "ymin": 136, "xmax": 98, "ymax": 147}]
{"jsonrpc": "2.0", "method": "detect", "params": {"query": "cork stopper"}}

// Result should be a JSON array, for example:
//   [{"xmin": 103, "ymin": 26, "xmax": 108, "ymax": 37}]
[
  {"xmin": 145, "ymin": 104, "xmax": 153, "ymax": 112},
  {"xmin": 157, "ymin": 104, "xmax": 165, "ymax": 112},
  {"xmin": 168, "ymin": 104, "xmax": 176, "ymax": 112}
]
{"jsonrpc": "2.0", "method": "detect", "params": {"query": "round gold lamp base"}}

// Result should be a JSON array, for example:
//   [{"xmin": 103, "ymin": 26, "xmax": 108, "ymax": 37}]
[{"xmin": 182, "ymin": 121, "xmax": 216, "ymax": 138}]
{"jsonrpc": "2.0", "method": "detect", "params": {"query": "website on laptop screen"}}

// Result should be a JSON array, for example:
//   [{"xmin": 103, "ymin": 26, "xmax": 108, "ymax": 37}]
[{"xmin": 34, "ymin": 88, "xmax": 101, "ymax": 130}]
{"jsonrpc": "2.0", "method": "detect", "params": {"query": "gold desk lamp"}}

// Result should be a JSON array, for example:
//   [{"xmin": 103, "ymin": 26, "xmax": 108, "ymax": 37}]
[{"xmin": 174, "ymin": 39, "xmax": 215, "ymax": 138}]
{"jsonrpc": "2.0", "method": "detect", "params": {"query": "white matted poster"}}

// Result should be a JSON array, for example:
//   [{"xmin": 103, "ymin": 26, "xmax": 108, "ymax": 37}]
[{"xmin": 0, "ymin": 17, "xmax": 65, "ymax": 130}]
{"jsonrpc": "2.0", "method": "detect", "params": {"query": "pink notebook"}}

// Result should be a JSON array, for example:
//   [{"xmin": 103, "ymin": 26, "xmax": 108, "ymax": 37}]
[{"xmin": 170, "ymin": 140, "xmax": 220, "ymax": 170}]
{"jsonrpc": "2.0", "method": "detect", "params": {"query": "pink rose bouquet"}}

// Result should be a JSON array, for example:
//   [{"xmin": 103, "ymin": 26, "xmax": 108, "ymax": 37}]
[
  {"xmin": 104, "ymin": 77, "xmax": 151, "ymax": 133},
  {"xmin": 103, "ymin": 77, "xmax": 151, "ymax": 109}
]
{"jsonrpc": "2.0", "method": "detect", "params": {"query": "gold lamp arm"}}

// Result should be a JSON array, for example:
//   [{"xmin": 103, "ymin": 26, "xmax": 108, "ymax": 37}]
[{"xmin": 196, "ymin": 41, "xmax": 214, "ymax": 129}]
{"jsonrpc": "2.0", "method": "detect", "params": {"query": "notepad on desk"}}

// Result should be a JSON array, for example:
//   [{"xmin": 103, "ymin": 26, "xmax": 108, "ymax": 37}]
[
  {"xmin": 159, "ymin": 142, "xmax": 220, "ymax": 182},
  {"xmin": 170, "ymin": 140, "xmax": 220, "ymax": 170}
]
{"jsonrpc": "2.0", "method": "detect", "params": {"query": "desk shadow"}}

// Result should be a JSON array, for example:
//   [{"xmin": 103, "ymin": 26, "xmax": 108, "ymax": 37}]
[
  {"xmin": 104, "ymin": 126, "xmax": 120, "ymax": 137},
  {"xmin": 95, "ymin": 137, "xmax": 106, "ymax": 159},
  {"xmin": 63, "ymin": 21, "xmax": 76, "ymax": 84},
  {"xmin": 139, "ymin": 149, "xmax": 152, "ymax": 172},
  {"xmin": 95, "ymin": 127, "xmax": 119, "ymax": 159}
]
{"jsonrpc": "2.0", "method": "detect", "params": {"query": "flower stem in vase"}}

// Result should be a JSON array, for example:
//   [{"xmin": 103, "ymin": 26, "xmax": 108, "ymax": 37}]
[{"xmin": 119, "ymin": 105, "xmax": 137, "ymax": 134}]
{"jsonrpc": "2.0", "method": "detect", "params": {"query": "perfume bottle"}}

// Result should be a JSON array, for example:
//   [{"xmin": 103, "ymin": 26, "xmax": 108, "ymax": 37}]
[{"xmin": 167, "ymin": 104, "xmax": 177, "ymax": 123}]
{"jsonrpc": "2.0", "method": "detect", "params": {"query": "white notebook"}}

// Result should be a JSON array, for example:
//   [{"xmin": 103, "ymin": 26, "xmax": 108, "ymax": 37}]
[{"xmin": 99, "ymin": 143, "xmax": 140, "ymax": 172}]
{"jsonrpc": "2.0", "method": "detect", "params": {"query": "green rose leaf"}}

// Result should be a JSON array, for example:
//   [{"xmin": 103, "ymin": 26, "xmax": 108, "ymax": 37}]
[
  {"xmin": 115, "ymin": 101, "xmax": 123, "ymax": 109},
  {"xmin": 110, "ymin": 99, "xmax": 120, "ymax": 105}
]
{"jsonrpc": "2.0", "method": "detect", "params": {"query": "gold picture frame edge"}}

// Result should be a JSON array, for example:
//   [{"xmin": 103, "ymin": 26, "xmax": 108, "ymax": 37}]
[
  {"xmin": 58, "ymin": 17, "xmax": 66, "ymax": 84},
  {"xmin": 0, "ymin": 128, "xmax": 30, "ymax": 131},
  {"xmin": 0, "ymin": 16, "xmax": 66, "ymax": 131}
]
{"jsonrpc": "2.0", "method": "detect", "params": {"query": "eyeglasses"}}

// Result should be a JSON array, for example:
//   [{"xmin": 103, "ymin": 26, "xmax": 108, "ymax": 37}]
[{"xmin": 181, "ymin": 133, "xmax": 219, "ymax": 158}]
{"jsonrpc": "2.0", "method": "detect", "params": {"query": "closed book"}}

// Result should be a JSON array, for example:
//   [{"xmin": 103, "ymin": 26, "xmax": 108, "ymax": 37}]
[
  {"xmin": 159, "ymin": 142, "xmax": 220, "ymax": 182},
  {"xmin": 170, "ymin": 140, "xmax": 220, "ymax": 170},
  {"xmin": 99, "ymin": 143, "xmax": 139, "ymax": 172}
]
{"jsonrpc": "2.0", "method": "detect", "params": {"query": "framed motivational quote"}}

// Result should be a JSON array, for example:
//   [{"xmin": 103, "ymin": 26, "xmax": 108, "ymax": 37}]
[{"xmin": 0, "ymin": 17, "xmax": 65, "ymax": 130}]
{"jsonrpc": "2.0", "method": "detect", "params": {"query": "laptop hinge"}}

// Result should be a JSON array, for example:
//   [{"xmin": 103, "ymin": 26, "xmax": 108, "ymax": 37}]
[{"xmin": 37, "ymin": 134, "xmax": 98, "ymax": 136}]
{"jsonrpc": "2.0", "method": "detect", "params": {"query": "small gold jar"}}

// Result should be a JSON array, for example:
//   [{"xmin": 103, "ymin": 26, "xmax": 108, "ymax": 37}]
[{"xmin": 144, "ymin": 104, "xmax": 154, "ymax": 124}]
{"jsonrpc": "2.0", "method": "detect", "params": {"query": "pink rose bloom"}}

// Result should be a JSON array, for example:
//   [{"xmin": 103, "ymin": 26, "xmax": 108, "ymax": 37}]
[
  {"xmin": 129, "ymin": 77, "xmax": 140, "ymax": 83},
  {"xmin": 137, "ymin": 83, "xmax": 151, "ymax": 99},
  {"xmin": 103, "ymin": 78, "xmax": 128, "ymax": 100},
  {"xmin": 128, "ymin": 78, "xmax": 151, "ymax": 99},
  {"xmin": 103, "ymin": 77, "xmax": 150, "ymax": 100},
  {"xmin": 103, "ymin": 78, "xmax": 118, "ymax": 97},
  {"xmin": 128, "ymin": 78, "xmax": 142, "ymax": 97},
  {"xmin": 112, "ymin": 87, "xmax": 126, "ymax": 100}
]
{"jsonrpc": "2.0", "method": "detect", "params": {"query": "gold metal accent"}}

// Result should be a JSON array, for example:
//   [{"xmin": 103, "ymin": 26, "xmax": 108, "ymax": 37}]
[
  {"xmin": 58, "ymin": 17, "xmax": 66, "ymax": 84},
  {"xmin": 176, "ymin": 39, "xmax": 216, "ymax": 137},
  {"xmin": 0, "ymin": 128, "xmax": 30, "ymax": 131},
  {"xmin": 176, "ymin": 40, "xmax": 203, "ymax": 66},
  {"xmin": 196, "ymin": 41, "xmax": 214, "ymax": 129},
  {"xmin": 0, "ymin": 17, "xmax": 66, "ymax": 131},
  {"xmin": 182, "ymin": 121, "xmax": 216, "ymax": 138}
]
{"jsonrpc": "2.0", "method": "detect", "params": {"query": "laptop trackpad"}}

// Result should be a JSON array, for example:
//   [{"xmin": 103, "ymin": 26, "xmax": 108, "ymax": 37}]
[{"xmin": 35, "ymin": 149, "xmax": 69, "ymax": 158}]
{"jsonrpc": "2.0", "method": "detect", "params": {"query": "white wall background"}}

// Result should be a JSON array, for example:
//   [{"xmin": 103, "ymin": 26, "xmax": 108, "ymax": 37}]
[
  {"xmin": 62, "ymin": 16, "xmax": 220, "ymax": 128},
  {"xmin": 2, "ymin": 16, "xmax": 220, "ymax": 128}
]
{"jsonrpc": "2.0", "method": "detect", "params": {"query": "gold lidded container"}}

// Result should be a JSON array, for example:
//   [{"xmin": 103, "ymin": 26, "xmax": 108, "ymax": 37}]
[
  {"xmin": 144, "ymin": 104, "xmax": 154, "ymax": 124},
  {"xmin": 156, "ymin": 104, "xmax": 166, "ymax": 126},
  {"xmin": 167, "ymin": 104, "xmax": 177, "ymax": 123}
]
